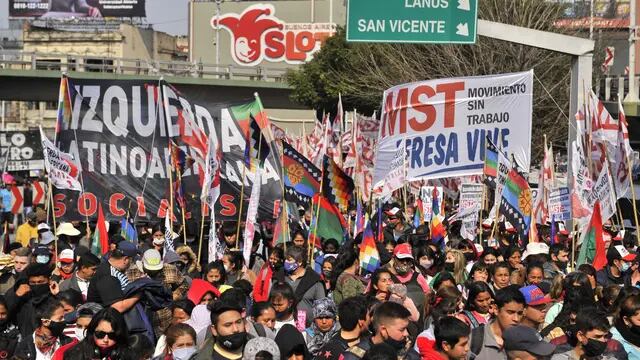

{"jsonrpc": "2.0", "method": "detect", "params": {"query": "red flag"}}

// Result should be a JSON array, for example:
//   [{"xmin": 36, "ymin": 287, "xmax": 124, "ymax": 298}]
[{"xmin": 91, "ymin": 204, "xmax": 109, "ymax": 256}]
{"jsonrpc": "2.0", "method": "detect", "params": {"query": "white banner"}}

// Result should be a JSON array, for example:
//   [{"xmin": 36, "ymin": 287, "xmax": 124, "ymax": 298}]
[
  {"xmin": 459, "ymin": 183, "xmax": 483, "ymax": 240},
  {"xmin": 374, "ymin": 71, "xmax": 533, "ymax": 186},
  {"xmin": 587, "ymin": 165, "xmax": 616, "ymax": 222},
  {"xmin": 40, "ymin": 128, "xmax": 82, "ymax": 192},
  {"xmin": 243, "ymin": 167, "xmax": 262, "ymax": 266},
  {"xmin": 381, "ymin": 145, "xmax": 406, "ymax": 198}
]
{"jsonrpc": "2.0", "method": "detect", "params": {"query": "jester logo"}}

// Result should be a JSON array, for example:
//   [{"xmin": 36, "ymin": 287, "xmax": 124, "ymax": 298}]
[{"xmin": 211, "ymin": 4, "xmax": 283, "ymax": 66}]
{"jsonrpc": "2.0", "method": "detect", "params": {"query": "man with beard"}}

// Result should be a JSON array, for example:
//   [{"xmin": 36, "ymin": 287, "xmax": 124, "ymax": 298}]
[
  {"xmin": 544, "ymin": 244, "xmax": 569, "ymax": 281},
  {"xmin": 196, "ymin": 300, "xmax": 250, "ymax": 360}
]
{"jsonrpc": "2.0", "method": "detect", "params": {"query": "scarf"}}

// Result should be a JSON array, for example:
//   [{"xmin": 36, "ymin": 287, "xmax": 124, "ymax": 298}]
[
  {"xmin": 58, "ymin": 270, "xmax": 73, "ymax": 280},
  {"xmin": 307, "ymin": 322, "xmax": 340, "ymax": 356},
  {"xmin": 34, "ymin": 327, "xmax": 57, "ymax": 355},
  {"xmin": 615, "ymin": 318, "xmax": 640, "ymax": 348}
]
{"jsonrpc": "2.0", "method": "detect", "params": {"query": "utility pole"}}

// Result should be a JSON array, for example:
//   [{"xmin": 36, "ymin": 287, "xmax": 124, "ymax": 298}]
[
  {"xmin": 215, "ymin": 0, "xmax": 221, "ymax": 77},
  {"xmin": 624, "ymin": 0, "xmax": 639, "ymax": 115}
]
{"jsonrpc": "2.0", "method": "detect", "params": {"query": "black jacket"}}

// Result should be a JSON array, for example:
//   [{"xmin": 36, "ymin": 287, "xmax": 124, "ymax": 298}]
[{"xmin": 14, "ymin": 332, "xmax": 73, "ymax": 360}]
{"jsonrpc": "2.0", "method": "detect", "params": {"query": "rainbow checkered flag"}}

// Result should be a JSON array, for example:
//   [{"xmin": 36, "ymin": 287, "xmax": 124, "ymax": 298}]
[
  {"xmin": 322, "ymin": 155, "xmax": 354, "ymax": 212},
  {"xmin": 359, "ymin": 220, "xmax": 380, "ymax": 274}
]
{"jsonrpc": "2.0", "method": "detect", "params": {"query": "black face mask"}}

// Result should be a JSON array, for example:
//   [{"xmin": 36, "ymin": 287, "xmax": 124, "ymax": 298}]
[
  {"xmin": 47, "ymin": 320, "xmax": 66, "ymax": 338},
  {"xmin": 323, "ymin": 270, "xmax": 332, "ymax": 279},
  {"xmin": 464, "ymin": 253, "xmax": 475, "ymax": 262},
  {"xmin": 217, "ymin": 332, "xmax": 247, "ymax": 351},
  {"xmin": 176, "ymin": 262, "xmax": 186, "ymax": 271},
  {"xmin": 583, "ymin": 338, "xmax": 607, "ymax": 357},
  {"xmin": 275, "ymin": 308, "xmax": 292, "ymax": 320},
  {"xmin": 630, "ymin": 324, "xmax": 640, "ymax": 336},
  {"xmin": 384, "ymin": 336, "xmax": 406, "ymax": 351},
  {"xmin": 30, "ymin": 284, "xmax": 50, "ymax": 298},
  {"xmin": 444, "ymin": 262, "xmax": 455, "ymax": 272}
]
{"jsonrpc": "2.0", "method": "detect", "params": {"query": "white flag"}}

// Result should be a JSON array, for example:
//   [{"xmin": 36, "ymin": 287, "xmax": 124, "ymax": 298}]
[
  {"xmin": 201, "ymin": 135, "xmax": 222, "ymax": 209},
  {"xmin": 587, "ymin": 165, "xmax": 617, "ymax": 223},
  {"xmin": 164, "ymin": 211, "xmax": 175, "ymax": 254},
  {"xmin": 380, "ymin": 144, "xmax": 406, "ymax": 198},
  {"xmin": 243, "ymin": 167, "xmax": 262, "ymax": 266},
  {"xmin": 40, "ymin": 127, "xmax": 82, "ymax": 192},
  {"xmin": 208, "ymin": 211, "xmax": 224, "ymax": 262}
]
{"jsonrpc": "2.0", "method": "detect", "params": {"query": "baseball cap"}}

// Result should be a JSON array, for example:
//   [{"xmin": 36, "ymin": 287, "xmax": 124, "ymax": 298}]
[
  {"xmin": 59, "ymin": 249, "xmax": 75, "ymax": 263},
  {"xmin": 608, "ymin": 244, "xmax": 637, "ymax": 262},
  {"xmin": 519, "ymin": 285, "xmax": 552, "ymax": 306},
  {"xmin": 33, "ymin": 245, "xmax": 50, "ymax": 256},
  {"xmin": 393, "ymin": 243, "xmax": 413, "ymax": 260},
  {"xmin": 138, "ymin": 249, "xmax": 164, "ymax": 271},
  {"xmin": 37, "ymin": 223, "xmax": 50, "ymax": 232},
  {"xmin": 56, "ymin": 222, "xmax": 80, "ymax": 237},
  {"xmin": 115, "ymin": 241, "xmax": 138, "ymax": 258},
  {"xmin": 522, "ymin": 242, "xmax": 549, "ymax": 260},
  {"xmin": 40, "ymin": 231, "xmax": 57, "ymax": 245},
  {"xmin": 385, "ymin": 207, "xmax": 401, "ymax": 217},
  {"xmin": 503, "ymin": 325, "xmax": 556, "ymax": 356}
]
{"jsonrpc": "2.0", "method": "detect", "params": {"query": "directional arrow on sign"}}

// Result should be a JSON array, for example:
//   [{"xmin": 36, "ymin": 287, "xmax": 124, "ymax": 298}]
[
  {"xmin": 456, "ymin": 23, "xmax": 469, "ymax": 36},
  {"xmin": 33, "ymin": 181, "xmax": 45, "ymax": 205},
  {"xmin": 10, "ymin": 185, "xmax": 22, "ymax": 215},
  {"xmin": 458, "ymin": 0, "xmax": 471, "ymax": 11}
]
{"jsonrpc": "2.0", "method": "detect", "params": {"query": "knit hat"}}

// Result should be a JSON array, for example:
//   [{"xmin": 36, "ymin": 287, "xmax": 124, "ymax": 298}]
[
  {"xmin": 312, "ymin": 297, "xmax": 337, "ymax": 319},
  {"xmin": 243, "ymin": 337, "xmax": 280, "ymax": 360}
]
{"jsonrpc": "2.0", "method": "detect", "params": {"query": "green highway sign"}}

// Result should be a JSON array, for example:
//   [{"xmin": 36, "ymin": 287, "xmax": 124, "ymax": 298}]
[{"xmin": 346, "ymin": 0, "xmax": 478, "ymax": 44}]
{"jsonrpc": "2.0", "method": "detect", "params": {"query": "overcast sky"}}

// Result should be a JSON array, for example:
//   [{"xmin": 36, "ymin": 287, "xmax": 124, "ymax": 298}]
[{"xmin": 1, "ymin": 0, "xmax": 190, "ymax": 35}]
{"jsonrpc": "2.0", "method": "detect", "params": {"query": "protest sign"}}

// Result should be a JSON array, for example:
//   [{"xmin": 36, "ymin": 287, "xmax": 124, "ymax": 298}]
[
  {"xmin": 0, "ymin": 131, "xmax": 44, "ymax": 171},
  {"xmin": 587, "ymin": 166, "xmax": 616, "ymax": 222},
  {"xmin": 380, "ymin": 144, "xmax": 406, "ymax": 198},
  {"xmin": 53, "ymin": 77, "xmax": 282, "ymax": 221},
  {"xmin": 549, "ymin": 187, "xmax": 571, "ymax": 221},
  {"xmin": 374, "ymin": 71, "xmax": 533, "ymax": 186},
  {"xmin": 420, "ymin": 186, "xmax": 443, "ymax": 221},
  {"xmin": 459, "ymin": 183, "xmax": 483, "ymax": 240}
]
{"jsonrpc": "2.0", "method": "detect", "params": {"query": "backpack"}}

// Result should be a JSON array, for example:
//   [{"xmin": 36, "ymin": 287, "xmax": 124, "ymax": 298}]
[{"xmin": 469, "ymin": 324, "xmax": 485, "ymax": 359}]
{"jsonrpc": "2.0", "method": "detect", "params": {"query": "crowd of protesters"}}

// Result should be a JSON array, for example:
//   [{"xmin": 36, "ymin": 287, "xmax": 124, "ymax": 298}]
[{"xmin": 0, "ymin": 195, "xmax": 640, "ymax": 360}]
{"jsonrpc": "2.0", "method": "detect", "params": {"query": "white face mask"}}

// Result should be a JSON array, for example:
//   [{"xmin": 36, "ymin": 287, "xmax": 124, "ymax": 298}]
[
  {"xmin": 223, "ymin": 264, "xmax": 231, "ymax": 273},
  {"xmin": 75, "ymin": 328, "xmax": 86, "ymax": 341},
  {"xmin": 172, "ymin": 346, "xmax": 197, "ymax": 360},
  {"xmin": 419, "ymin": 259, "xmax": 433, "ymax": 269}
]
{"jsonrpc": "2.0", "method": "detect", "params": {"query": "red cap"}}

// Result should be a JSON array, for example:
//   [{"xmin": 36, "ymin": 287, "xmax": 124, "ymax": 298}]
[{"xmin": 393, "ymin": 243, "xmax": 413, "ymax": 260}]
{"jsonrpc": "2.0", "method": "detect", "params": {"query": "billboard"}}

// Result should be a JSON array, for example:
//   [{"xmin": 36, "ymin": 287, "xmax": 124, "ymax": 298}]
[
  {"xmin": 551, "ymin": 0, "xmax": 630, "ymax": 29},
  {"xmin": 9, "ymin": 0, "xmax": 146, "ymax": 18},
  {"xmin": 191, "ymin": 1, "xmax": 345, "ymax": 68},
  {"xmin": 0, "ymin": 130, "xmax": 44, "ymax": 172}
]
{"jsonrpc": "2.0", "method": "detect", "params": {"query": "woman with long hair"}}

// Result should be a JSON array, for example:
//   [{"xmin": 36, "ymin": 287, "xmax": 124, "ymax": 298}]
[
  {"xmin": 444, "ymin": 249, "xmax": 467, "ymax": 285},
  {"xmin": 64, "ymin": 308, "xmax": 130, "ymax": 360},
  {"xmin": 415, "ymin": 287, "xmax": 464, "ymax": 360},
  {"xmin": 460, "ymin": 281, "xmax": 495, "ymax": 329},
  {"xmin": 222, "ymin": 251, "xmax": 256, "ymax": 285},
  {"xmin": 202, "ymin": 261, "xmax": 226, "ymax": 288},
  {"xmin": 331, "ymin": 247, "xmax": 364, "ymax": 305},
  {"xmin": 413, "ymin": 245, "xmax": 441, "ymax": 282}
]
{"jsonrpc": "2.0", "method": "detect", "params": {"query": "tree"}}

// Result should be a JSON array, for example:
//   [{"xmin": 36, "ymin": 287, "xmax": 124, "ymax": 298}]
[{"xmin": 286, "ymin": 0, "xmax": 578, "ymax": 161}]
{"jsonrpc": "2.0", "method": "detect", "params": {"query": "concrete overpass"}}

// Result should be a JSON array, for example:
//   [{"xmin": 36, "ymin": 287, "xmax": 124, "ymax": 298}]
[{"xmin": 0, "ymin": 51, "xmax": 316, "ymax": 129}]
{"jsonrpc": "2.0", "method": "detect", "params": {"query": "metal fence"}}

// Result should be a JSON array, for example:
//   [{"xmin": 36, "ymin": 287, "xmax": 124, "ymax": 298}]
[
  {"xmin": 0, "ymin": 50, "xmax": 289, "ymax": 82},
  {"xmin": 598, "ymin": 75, "xmax": 640, "ymax": 103}
]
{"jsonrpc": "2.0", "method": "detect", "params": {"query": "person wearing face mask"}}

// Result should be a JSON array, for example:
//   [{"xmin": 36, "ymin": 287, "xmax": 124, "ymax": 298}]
[
  {"xmin": 159, "ymin": 323, "xmax": 199, "ymax": 360},
  {"xmin": 414, "ymin": 245, "xmax": 441, "ymax": 283},
  {"xmin": 176, "ymin": 245, "xmax": 201, "ymax": 280},
  {"xmin": 321, "ymin": 256, "xmax": 337, "ymax": 295},
  {"xmin": 63, "ymin": 308, "xmax": 130, "ymax": 360},
  {"xmin": 612, "ymin": 293, "xmax": 640, "ymax": 359},
  {"xmin": 382, "ymin": 207, "xmax": 413, "ymax": 244},
  {"xmin": 253, "ymin": 247, "xmax": 285, "ymax": 303},
  {"xmin": 195, "ymin": 300, "xmax": 250, "ymax": 360},
  {"xmin": 386, "ymin": 243, "xmax": 430, "ymax": 321},
  {"xmin": 222, "ymin": 251, "xmax": 256, "ymax": 286},
  {"xmin": 51, "ymin": 249, "xmax": 76, "ymax": 284},
  {"xmin": 33, "ymin": 245, "xmax": 53, "ymax": 266},
  {"xmin": 49, "ymin": 302, "xmax": 104, "ymax": 360},
  {"xmin": 16, "ymin": 211, "xmax": 38, "ymax": 247},
  {"xmin": 344, "ymin": 301, "xmax": 420, "ymax": 360},
  {"xmin": 283, "ymin": 246, "xmax": 325, "ymax": 327},
  {"xmin": 544, "ymin": 244, "xmax": 570, "ymax": 281},
  {"xmin": 269, "ymin": 282, "xmax": 298, "ymax": 333},
  {"xmin": 596, "ymin": 245, "xmax": 636, "ymax": 287},
  {"xmin": 14, "ymin": 298, "xmax": 73, "ymax": 360},
  {"xmin": 5, "ymin": 263, "xmax": 60, "ymax": 338},
  {"xmin": 551, "ymin": 309, "xmax": 627, "ymax": 360}
]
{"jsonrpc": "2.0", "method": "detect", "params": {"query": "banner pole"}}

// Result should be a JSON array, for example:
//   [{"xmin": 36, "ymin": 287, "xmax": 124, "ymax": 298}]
[
  {"xmin": 310, "ymin": 165, "xmax": 325, "ymax": 265},
  {"xmin": 197, "ymin": 204, "xmax": 205, "ymax": 265},
  {"xmin": 478, "ymin": 184, "xmax": 485, "ymax": 244},
  {"xmin": 48, "ymin": 181, "xmax": 58, "ymax": 257},
  {"xmin": 235, "ymin": 154, "xmax": 248, "ymax": 250},
  {"xmin": 626, "ymin": 154, "xmax": 640, "ymax": 244},
  {"xmin": 168, "ymin": 163, "xmax": 174, "ymax": 235},
  {"xmin": 177, "ymin": 165, "xmax": 188, "ymax": 245}
]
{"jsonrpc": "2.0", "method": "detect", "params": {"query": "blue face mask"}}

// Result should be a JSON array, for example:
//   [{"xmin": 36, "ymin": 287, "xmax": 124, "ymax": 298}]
[
  {"xmin": 284, "ymin": 261, "xmax": 299, "ymax": 274},
  {"xmin": 622, "ymin": 262, "xmax": 631, "ymax": 272},
  {"xmin": 36, "ymin": 255, "xmax": 50, "ymax": 264},
  {"xmin": 172, "ymin": 346, "xmax": 197, "ymax": 360}
]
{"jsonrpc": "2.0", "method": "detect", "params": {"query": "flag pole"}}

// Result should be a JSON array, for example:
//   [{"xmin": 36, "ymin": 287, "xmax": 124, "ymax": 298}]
[
  {"xmin": 235, "ymin": 144, "xmax": 248, "ymax": 251},
  {"xmin": 478, "ymin": 184, "xmax": 485, "ymax": 244},
  {"xmin": 310, "ymin": 163, "xmax": 325, "ymax": 265},
  {"xmin": 626, "ymin": 154, "xmax": 640, "ymax": 244},
  {"xmin": 490, "ymin": 136, "xmax": 504, "ymax": 240},
  {"xmin": 48, "ymin": 181, "xmax": 58, "ymax": 257},
  {"xmin": 198, "ymin": 203, "xmax": 206, "ymax": 265},
  {"xmin": 168, "ymin": 163, "xmax": 175, "ymax": 235},
  {"xmin": 177, "ymin": 165, "xmax": 188, "ymax": 245},
  {"xmin": 278, "ymin": 140, "xmax": 288, "ymax": 252}
]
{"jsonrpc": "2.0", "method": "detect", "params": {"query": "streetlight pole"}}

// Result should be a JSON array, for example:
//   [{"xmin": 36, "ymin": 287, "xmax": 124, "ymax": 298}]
[
  {"xmin": 624, "ymin": 0, "xmax": 639, "ymax": 114},
  {"xmin": 215, "ymin": 0, "xmax": 221, "ymax": 77}
]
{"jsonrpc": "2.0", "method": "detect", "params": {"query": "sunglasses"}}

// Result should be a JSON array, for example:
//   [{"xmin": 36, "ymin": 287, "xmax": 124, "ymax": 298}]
[{"xmin": 94, "ymin": 331, "xmax": 116, "ymax": 340}]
